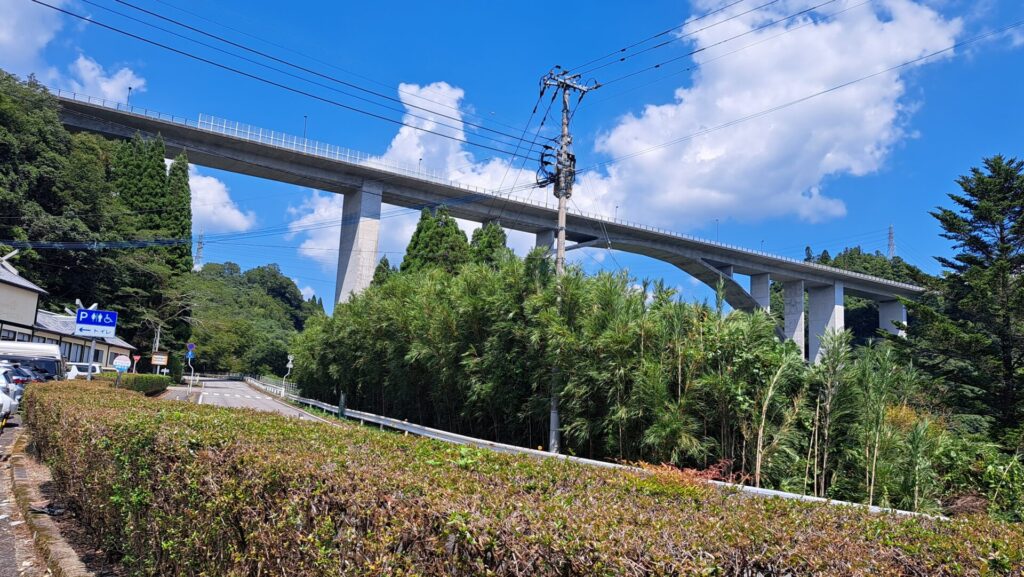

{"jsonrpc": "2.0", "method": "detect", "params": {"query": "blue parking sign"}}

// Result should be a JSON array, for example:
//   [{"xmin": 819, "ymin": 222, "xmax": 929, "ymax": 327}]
[{"xmin": 74, "ymin": 308, "xmax": 118, "ymax": 338}]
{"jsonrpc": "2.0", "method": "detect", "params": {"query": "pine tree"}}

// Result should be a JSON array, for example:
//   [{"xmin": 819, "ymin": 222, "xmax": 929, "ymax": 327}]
[
  {"xmin": 401, "ymin": 209, "xmax": 435, "ymax": 273},
  {"xmin": 165, "ymin": 152, "xmax": 193, "ymax": 274},
  {"xmin": 915, "ymin": 155, "xmax": 1024, "ymax": 427},
  {"xmin": 470, "ymin": 221, "xmax": 509, "ymax": 266},
  {"xmin": 372, "ymin": 256, "xmax": 395, "ymax": 286},
  {"xmin": 401, "ymin": 206, "xmax": 469, "ymax": 274}
]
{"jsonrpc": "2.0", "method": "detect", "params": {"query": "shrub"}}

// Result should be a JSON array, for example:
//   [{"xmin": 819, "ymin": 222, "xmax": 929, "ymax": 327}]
[
  {"xmin": 91, "ymin": 373, "xmax": 170, "ymax": 395},
  {"xmin": 116, "ymin": 374, "xmax": 170, "ymax": 396},
  {"xmin": 23, "ymin": 382, "xmax": 1024, "ymax": 576}
]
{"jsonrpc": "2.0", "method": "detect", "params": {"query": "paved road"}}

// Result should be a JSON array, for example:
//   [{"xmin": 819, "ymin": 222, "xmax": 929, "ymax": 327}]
[
  {"xmin": 171, "ymin": 380, "xmax": 324, "ymax": 422},
  {"xmin": 0, "ymin": 416, "xmax": 44, "ymax": 576}
]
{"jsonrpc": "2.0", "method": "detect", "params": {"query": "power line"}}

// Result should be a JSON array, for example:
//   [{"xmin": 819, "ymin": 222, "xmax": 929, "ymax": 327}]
[
  {"xmin": 575, "ymin": 19, "xmax": 1024, "ymax": 176},
  {"xmin": 29, "ymin": 0, "xmax": 540, "ymax": 161},
  {"xmin": 75, "ymin": 0, "xmax": 528, "ymax": 152},
  {"xmin": 107, "ymin": 0, "xmax": 534, "ymax": 147},
  {"xmin": 575, "ymin": 0, "xmax": 785, "ymax": 76},
  {"xmin": 565, "ymin": 0, "xmax": 751, "ymax": 72},
  {"xmin": 599, "ymin": 0, "xmax": 841, "ymax": 88},
  {"xmin": 487, "ymin": 88, "xmax": 561, "ymax": 225},
  {"xmin": 146, "ymin": 0, "xmax": 527, "ymax": 133},
  {"xmin": 591, "ymin": 0, "xmax": 873, "ymax": 104},
  {"xmin": 2, "ymin": 102, "xmax": 544, "ymax": 235}
]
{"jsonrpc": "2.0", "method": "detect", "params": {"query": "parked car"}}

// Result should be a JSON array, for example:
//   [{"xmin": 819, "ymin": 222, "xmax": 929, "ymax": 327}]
[
  {"xmin": 0, "ymin": 342, "xmax": 65, "ymax": 381},
  {"xmin": 66, "ymin": 362, "xmax": 102, "ymax": 379},
  {"xmin": 5, "ymin": 364, "xmax": 40, "ymax": 386},
  {"xmin": 0, "ymin": 370, "xmax": 16, "ymax": 428},
  {"xmin": 0, "ymin": 364, "xmax": 26, "ymax": 404}
]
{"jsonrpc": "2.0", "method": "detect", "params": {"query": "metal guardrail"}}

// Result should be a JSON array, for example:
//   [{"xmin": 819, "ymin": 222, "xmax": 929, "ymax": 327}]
[
  {"xmin": 51, "ymin": 88, "xmax": 923, "ymax": 292},
  {"xmin": 242, "ymin": 377, "xmax": 932, "ymax": 517}
]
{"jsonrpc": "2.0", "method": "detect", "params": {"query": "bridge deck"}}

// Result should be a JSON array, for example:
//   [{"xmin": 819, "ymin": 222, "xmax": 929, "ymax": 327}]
[{"xmin": 55, "ymin": 91, "xmax": 923, "ymax": 302}]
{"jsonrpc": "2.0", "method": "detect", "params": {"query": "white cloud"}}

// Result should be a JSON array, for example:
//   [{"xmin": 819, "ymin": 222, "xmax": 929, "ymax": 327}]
[
  {"xmin": 586, "ymin": 0, "xmax": 962, "ymax": 228},
  {"xmin": 0, "ymin": 0, "xmax": 66, "ymax": 81},
  {"xmin": 188, "ymin": 166, "xmax": 256, "ymax": 234},
  {"xmin": 65, "ymin": 54, "xmax": 145, "ymax": 101},
  {"xmin": 288, "ymin": 1, "xmax": 963, "ymax": 273},
  {"xmin": 0, "ymin": 1, "xmax": 147, "ymax": 102},
  {"xmin": 288, "ymin": 82, "xmax": 542, "ymax": 268},
  {"xmin": 1010, "ymin": 28, "xmax": 1024, "ymax": 48}
]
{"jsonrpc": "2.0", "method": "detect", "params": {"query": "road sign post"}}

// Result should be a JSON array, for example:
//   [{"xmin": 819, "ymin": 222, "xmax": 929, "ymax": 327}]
[
  {"xmin": 85, "ymin": 339, "xmax": 96, "ymax": 381},
  {"xmin": 74, "ymin": 308, "xmax": 118, "ymax": 382},
  {"xmin": 186, "ymin": 343, "xmax": 196, "ymax": 392},
  {"xmin": 112, "ymin": 355, "xmax": 131, "ymax": 388},
  {"xmin": 283, "ymin": 354, "xmax": 294, "ymax": 390},
  {"xmin": 131, "ymin": 354, "xmax": 141, "ymax": 373}
]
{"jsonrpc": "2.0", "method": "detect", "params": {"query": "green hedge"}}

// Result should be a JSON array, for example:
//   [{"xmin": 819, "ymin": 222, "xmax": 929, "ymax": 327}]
[
  {"xmin": 23, "ymin": 382, "xmax": 1024, "ymax": 576},
  {"xmin": 93, "ymin": 373, "xmax": 170, "ymax": 395},
  {"xmin": 116, "ymin": 374, "xmax": 170, "ymax": 396}
]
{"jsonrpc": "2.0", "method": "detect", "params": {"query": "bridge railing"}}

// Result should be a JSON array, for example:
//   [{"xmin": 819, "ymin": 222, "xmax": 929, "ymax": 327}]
[{"xmin": 51, "ymin": 88, "xmax": 920, "ymax": 291}]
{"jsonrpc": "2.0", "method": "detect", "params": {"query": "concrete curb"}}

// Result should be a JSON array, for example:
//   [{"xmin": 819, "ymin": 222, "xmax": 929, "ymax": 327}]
[{"xmin": 7, "ymin": 431, "xmax": 94, "ymax": 577}]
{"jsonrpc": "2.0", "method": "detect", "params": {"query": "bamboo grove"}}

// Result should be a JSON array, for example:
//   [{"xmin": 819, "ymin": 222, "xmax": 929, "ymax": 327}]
[{"xmin": 295, "ymin": 188, "xmax": 1024, "ymax": 519}]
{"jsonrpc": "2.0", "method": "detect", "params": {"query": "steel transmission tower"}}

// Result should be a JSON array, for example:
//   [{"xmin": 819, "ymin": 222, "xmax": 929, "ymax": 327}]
[
  {"xmin": 537, "ymin": 67, "xmax": 599, "ymax": 453},
  {"xmin": 888, "ymin": 224, "xmax": 895, "ymax": 259}
]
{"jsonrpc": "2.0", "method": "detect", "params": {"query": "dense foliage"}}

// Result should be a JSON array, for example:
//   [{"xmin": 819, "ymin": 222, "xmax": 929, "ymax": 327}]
[
  {"xmin": 186, "ymin": 262, "xmax": 322, "ymax": 375},
  {"xmin": 0, "ymin": 71, "xmax": 191, "ymax": 365},
  {"xmin": 903, "ymin": 156, "xmax": 1024, "ymax": 432},
  {"xmin": 25, "ymin": 381, "xmax": 1024, "ymax": 576},
  {"xmin": 96, "ymin": 372, "xmax": 172, "ymax": 395},
  {"xmin": 1, "ymin": 72, "xmax": 318, "ymax": 375},
  {"xmin": 295, "ymin": 255, "xmax": 1023, "ymax": 519}
]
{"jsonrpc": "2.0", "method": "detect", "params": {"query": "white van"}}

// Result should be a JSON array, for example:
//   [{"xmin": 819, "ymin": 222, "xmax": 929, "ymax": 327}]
[
  {"xmin": 0, "ymin": 342, "xmax": 66, "ymax": 381},
  {"xmin": 66, "ymin": 362, "xmax": 102, "ymax": 379}
]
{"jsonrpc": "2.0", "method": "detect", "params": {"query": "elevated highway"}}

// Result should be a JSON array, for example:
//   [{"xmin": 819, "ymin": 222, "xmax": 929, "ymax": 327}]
[{"xmin": 55, "ymin": 90, "xmax": 923, "ymax": 360}]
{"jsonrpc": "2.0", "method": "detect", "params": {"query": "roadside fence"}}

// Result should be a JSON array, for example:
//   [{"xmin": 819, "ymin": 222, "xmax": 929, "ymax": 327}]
[{"xmin": 241, "ymin": 376, "xmax": 934, "ymax": 518}]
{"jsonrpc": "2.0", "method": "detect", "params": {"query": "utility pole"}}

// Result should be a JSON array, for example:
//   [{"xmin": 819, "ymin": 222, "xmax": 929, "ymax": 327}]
[
  {"xmin": 195, "ymin": 227, "xmax": 205, "ymax": 269},
  {"xmin": 888, "ymin": 224, "xmax": 895, "ymax": 259},
  {"xmin": 538, "ymin": 67, "xmax": 599, "ymax": 454},
  {"xmin": 152, "ymin": 324, "xmax": 161, "ymax": 374}
]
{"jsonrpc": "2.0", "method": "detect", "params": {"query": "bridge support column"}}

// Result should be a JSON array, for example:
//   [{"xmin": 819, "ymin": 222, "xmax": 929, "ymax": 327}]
[
  {"xmin": 536, "ymin": 229, "xmax": 555, "ymax": 252},
  {"xmin": 751, "ymin": 273, "xmax": 771, "ymax": 311},
  {"xmin": 335, "ymin": 182, "xmax": 382, "ymax": 304},
  {"xmin": 783, "ymin": 280, "xmax": 805, "ymax": 358},
  {"xmin": 717, "ymin": 264, "xmax": 734, "ymax": 277},
  {"xmin": 808, "ymin": 282, "xmax": 844, "ymax": 363},
  {"xmin": 878, "ymin": 299, "xmax": 907, "ymax": 337}
]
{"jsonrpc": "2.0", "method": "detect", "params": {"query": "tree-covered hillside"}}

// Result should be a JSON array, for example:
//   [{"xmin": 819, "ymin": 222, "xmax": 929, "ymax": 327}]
[
  {"xmin": 1, "ymin": 71, "xmax": 319, "ymax": 374},
  {"xmin": 187, "ymin": 262, "xmax": 322, "ymax": 375}
]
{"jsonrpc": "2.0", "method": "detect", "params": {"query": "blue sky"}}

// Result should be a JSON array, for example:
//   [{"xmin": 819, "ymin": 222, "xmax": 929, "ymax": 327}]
[{"xmin": 2, "ymin": 0, "xmax": 1022, "ymax": 311}]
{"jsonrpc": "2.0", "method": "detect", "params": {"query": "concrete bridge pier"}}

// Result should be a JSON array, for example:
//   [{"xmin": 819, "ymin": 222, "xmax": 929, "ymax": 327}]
[
  {"xmin": 879, "ymin": 300, "xmax": 907, "ymax": 337},
  {"xmin": 335, "ymin": 181, "xmax": 383, "ymax": 304},
  {"xmin": 808, "ymin": 282, "xmax": 844, "ymax": 363},
  {"xmin": 536, "ymin": 229, "xmax": 555, "ymax": 252},
  {"xmin": 750, "ymin": 273, "xmax": 771, "ymax": 311},
  {"xmin": 783, "ymin": 281, "xmax": 806, "ymax": 358}
]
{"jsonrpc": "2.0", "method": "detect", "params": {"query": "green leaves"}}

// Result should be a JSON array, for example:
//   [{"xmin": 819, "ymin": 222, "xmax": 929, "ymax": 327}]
[
  {"xmin": 401, "ymin": 206, "xmax": 471, "ymax": 274},
  {"xmin": 23, "ymin": 380, "xmax": 1024, "ymax": 576}
]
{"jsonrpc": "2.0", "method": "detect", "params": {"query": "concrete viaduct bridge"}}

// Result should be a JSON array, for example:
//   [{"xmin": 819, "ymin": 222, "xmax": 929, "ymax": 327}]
[{"xmin": 55, "ymin": 90, "xmax": 923, "ymax": 361}]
